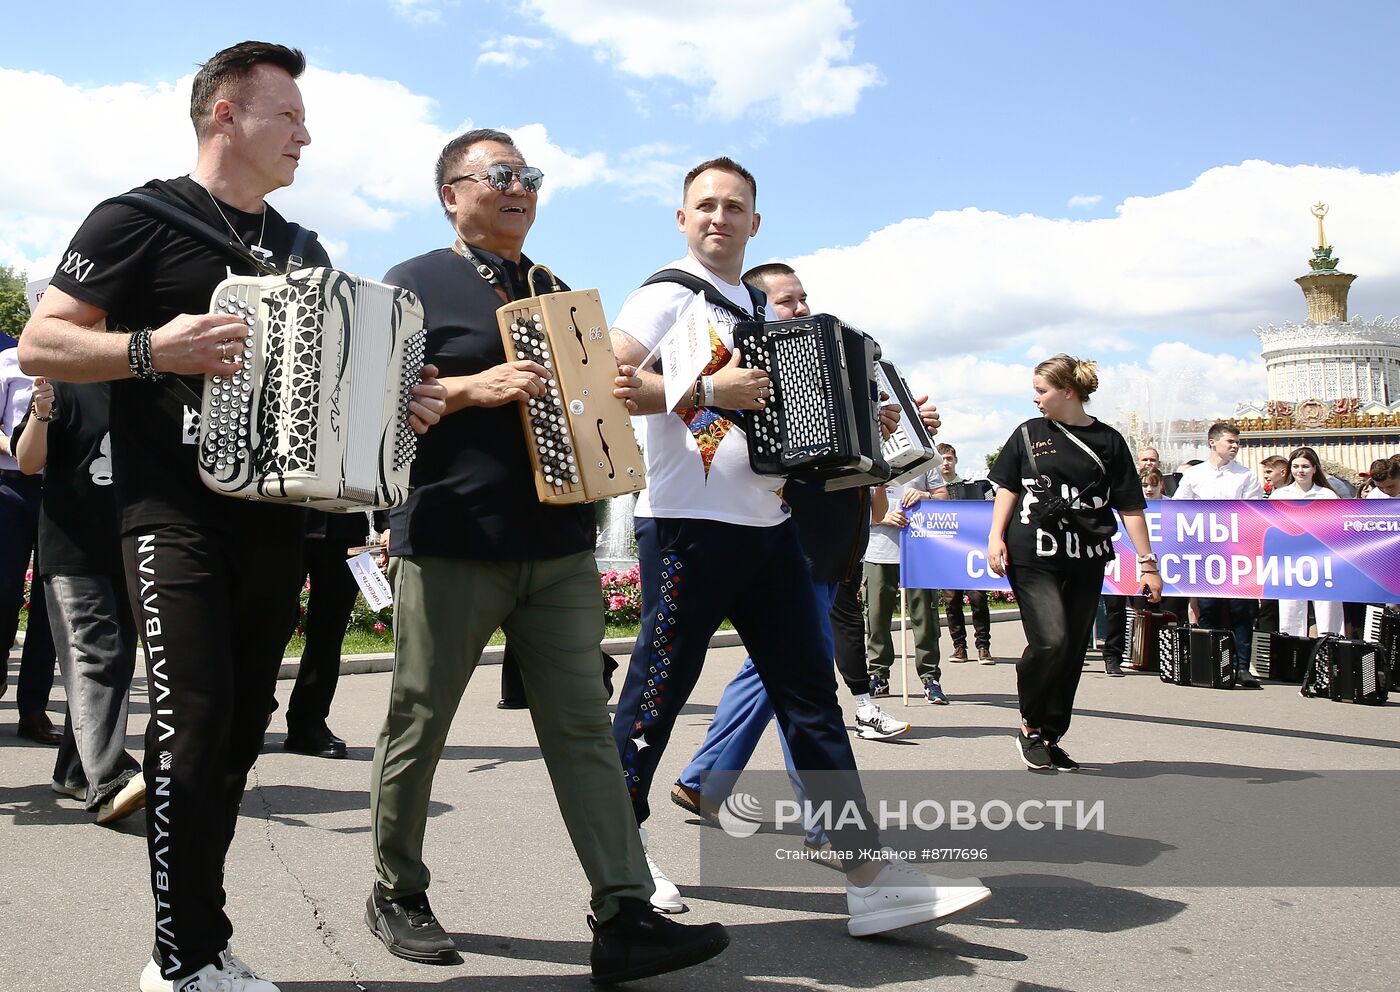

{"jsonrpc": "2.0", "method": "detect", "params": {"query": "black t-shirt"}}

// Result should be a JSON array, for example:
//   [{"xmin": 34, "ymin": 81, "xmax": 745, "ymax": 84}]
[
  {"xmin": 384, "ymin": 246, "xmax": 594, "ymax": 561},
  {"xmin": 47, "ymin": 177, "xmax": 331, "ymax": 538},
  {"xmin": 989, "ymin": 416, "xmax": 1145, "ymax": 568},
  {"xmin": 12, "ymin": 382, "xmax": 121, "ymax": 575},
  {"xmin": 783, "ymin": 481, "xmax": 869, "ymax": 584}
]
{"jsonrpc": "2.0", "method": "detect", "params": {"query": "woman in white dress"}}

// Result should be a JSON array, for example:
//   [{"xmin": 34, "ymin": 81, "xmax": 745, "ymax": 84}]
[{"xmin": 1270, "ymin": 446, "xmax": 1343, "ymax": 636}]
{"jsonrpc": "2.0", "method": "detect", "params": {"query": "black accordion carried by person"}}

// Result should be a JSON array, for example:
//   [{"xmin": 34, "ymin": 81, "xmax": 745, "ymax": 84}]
[
  {"xmin": 1301, "ymin": 636, "xmax": 1390, "ymax": 704},
  {"xmin": 496, "ymin": 267, "xmax": 646, "ymax": 504},
  {"xmin": 1249, "ymin": 631, "xmax": 1314, "ymax": 683},
  {"xmin": 734, "ymin": 314, "xmax": 887, "ymax": 487},
  {"xmin": 199, "ymin": 268, "xmax": 426, "ymax": 510},
  {"xmin": 874, "ymin": 359, "xmax": 937, "ymax": 485},
  {"xmin": 1125, "ymin": 607, "xmax": 1177, "ymax": 672},
  {"xmin": 1159, "ymin": 624, "xmax": 1235, "ymax": 689}
]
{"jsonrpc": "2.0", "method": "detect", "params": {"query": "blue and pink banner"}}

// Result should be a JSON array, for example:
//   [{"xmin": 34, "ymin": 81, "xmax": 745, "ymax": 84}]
[{"xmin": 899, "ymin": 499, "xmax": 1400, "ymax": 602}]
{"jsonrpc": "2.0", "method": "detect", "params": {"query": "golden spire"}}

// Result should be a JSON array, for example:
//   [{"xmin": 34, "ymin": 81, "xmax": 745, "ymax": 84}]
[{"xmin": 1311, "ymin": 202, "xmax": 1329, "ymax": 248}]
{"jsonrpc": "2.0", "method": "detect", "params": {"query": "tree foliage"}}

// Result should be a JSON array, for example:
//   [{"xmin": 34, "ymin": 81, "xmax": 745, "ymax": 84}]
[
  {"xmin": 984, "ymin": 445, "xmax": 1002, "ymax": 471},
  {"xmin": 0, "ymin": 265, "xmax": 30, "ymax": 341}
]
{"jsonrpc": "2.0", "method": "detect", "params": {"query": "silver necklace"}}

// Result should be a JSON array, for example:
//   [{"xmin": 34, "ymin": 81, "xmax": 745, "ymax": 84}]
[{"xmin": 191, "ymin": 176, "xmax": 272, "ymax": 263}]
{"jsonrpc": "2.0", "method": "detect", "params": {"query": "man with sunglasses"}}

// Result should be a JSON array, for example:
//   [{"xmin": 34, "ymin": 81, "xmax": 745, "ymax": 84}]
[
  {"xmin": 609, "ymin": 156, "xmax": 991, "ymax": 936},
  {"xmin": 365, "ymin": 129, "xmax": 729, "ymax": 984}
]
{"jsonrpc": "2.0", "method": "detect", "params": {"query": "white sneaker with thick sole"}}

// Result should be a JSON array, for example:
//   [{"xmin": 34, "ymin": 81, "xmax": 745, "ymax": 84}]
[
  {"xmin": 140, "ymin": 945, "xmax": 263, "ymax": 992},
  {"xmin": 854, "ymin": 705, "xmax": 911, "ymax": 741},
  {"xmin": 50, "ymin": 779, "xmax": 86, "ymax": 801},
  {"xmin": 639, "ymin": 825, "xmax": 686, "ymax": 914},
  {"xmin": 96, "ymin": 773, "xmax": 146, "ymax": 825},
  {"xmin": 846, "ymin": 860, "xmax": 991, "ymax": 937}
]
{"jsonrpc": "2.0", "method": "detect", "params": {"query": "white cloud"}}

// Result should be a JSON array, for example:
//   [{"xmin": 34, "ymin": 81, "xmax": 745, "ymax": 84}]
[
  {"xmin": 0, "ymin": 64, "xmax": 678, "ymax": 276},
  {"xmin": 1067, "ymin": 193, "xmax": 1103, "ymax": 209},
  {"xmin": 389, "ymin": 0, "xmax": 443, "ymax": 24},
  {"xmin": 521, "ymin": 0, "xmax": 879, "ymax": 122},
  {"xmin": 477, "ymin": 35, "xmax": 551, "ymax": 71}
]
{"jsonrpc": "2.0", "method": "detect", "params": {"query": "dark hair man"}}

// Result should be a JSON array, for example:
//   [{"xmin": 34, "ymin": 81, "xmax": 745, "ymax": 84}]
[
  {"xmin": 610, "ymin": 156, "xmax": 990, "ymax": 936},
  {"xmin": 1172, "ymin": 423, "xmax": 1263, "ymax": 686},
  {"xmin": 364, "ymin": 129, "xmax": 727, "ymax": 985},
  {"xmin": 20, "ymin": 40, "xmax": 445, "ymax": 992}
]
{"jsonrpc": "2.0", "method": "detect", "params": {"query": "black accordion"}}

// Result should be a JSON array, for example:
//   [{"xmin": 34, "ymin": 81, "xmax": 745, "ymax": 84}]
[
  {"xmin": 1125, "ymin": 608, "xmax": 1177, "ymax": 672},
  {"xmin": 1363, "ymin": 605, "xmax": 1399, "ymax": 678},
  {"xmin": 1249, "ymin": 631, "xmax": 1313, "ymax": 683},
  {"xmin": 734, "ymin": 314, "xmax": 887, "ymax": 486},
  {"xmin": 1159, "ymin": 625, "xmax": 1235, "ymax": 689},
  {"xmin": 1302, "ymin": 636, "xmax": 1389, "ymax": 704}
]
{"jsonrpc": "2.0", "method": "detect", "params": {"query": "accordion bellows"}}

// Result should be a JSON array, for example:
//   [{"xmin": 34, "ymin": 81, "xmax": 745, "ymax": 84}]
[{"xmin": 198, "ymin": 268, "xmax": 426, "ymax": 511}]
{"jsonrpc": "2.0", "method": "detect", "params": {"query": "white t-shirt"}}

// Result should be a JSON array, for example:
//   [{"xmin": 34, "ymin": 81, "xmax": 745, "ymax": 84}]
[
  {"xmin": 865, "ymin": 469, "xmax": 946, "ymax": 564},
  {"xmin": 1364, "ymin": 487, "xmax": 1394, "ymax": 499},
  {"xmin": 1175, "ymin": 459, "xmax": 1265, "ymax": 500},
  {"xmin": 613, "ymin": 253, "xmax": 787, "ymax": 527},
  {"xmin": 1271, "ymin": 483, "xmax": 1340, "ymax": 501}
]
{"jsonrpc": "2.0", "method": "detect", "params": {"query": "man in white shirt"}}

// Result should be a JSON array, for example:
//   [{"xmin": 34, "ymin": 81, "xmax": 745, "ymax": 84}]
[
  {"xmin": 1173, "ymin": 423, "xmax": 1264, "ymax": 686},
  {"xmin": 609, "ymin": 156, "xmax": 989, "ymax": 937}
]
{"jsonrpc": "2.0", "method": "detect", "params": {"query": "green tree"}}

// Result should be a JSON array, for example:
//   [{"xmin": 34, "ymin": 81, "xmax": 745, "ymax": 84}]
[
  {"xmin": 984, "ymin": 445, "xmax": 1002, "ymax": 472},
  {"xmin": 0, "ymin": 265, "xmax": 30, "ymax": 341}
]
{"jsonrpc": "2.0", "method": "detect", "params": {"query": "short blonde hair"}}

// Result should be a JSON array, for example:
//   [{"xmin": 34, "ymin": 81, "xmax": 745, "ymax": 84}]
[{"xmin": 1034, "ymin": 353, "xmax": 1099, "ymax": 402}]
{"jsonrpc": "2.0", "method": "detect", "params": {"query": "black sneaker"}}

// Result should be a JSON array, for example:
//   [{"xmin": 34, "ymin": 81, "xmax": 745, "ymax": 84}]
[
  {"xmin": 365, "ymin": 884, "xmax": 461, "ymax": 964},
  {"xmin": 1045, "ymin": 743, "xmax": 1080, "ymax": 772},
  {"xmin": 1015, "ymin": 730, "xmax": 1053, "ymax": 771},
  {"xmin": 589, "ymin": 897, "xmax": 729, "ymax": 985},
  {"xmin": 869, "ymin": 675, "xmax": 890, "ymax": 698}
]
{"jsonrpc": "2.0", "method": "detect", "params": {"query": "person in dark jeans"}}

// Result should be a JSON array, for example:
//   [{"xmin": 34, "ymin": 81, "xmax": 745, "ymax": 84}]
[
  {"xmin": 14, "ymin": 377, "xmax": 145, "ymax": 823},
  {"xmin": 939, "ymin": 444, "xmax": 994, "ymax": 664},
  {"xmin": 283, "ymin": 511, "xmax": 372, "ymax": 758},
  {"xmin": 988, "ymin": 354, "xmax": 1163, "ymax": 772}
]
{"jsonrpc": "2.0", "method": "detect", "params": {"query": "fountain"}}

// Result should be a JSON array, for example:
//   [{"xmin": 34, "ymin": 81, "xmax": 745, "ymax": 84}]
[{"xmin": 595, "ymin": 492, "xmax": 640, "ymax": 571}]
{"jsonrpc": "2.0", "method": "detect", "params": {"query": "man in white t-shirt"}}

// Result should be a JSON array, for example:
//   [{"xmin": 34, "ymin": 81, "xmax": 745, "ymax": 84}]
[
  {"xmin": 1173, "ymin": 422, "xmax": 1264, "ymax": 686},
  {"xmin": 609, "ymin": 157, "xmax": 989, "ymax": 937}
]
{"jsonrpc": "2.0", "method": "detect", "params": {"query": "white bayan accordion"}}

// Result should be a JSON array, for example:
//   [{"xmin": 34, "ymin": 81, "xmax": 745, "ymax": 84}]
[
  {"xmin": 496, "ymin": 271, "xmax": 646, "ymax": 504},
  {"xmin": 198, "ymin": 268, "xmax": 426, "ymax": 511},
  {"xmin": 874, "ymin": 358, "xmax": 936, "ymax": 485}
]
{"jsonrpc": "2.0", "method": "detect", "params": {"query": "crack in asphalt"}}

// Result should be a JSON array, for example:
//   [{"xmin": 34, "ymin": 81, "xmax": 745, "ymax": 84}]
[{"xmin": 250, "ymin": 765, "xmax": 370, "ymax": 991}]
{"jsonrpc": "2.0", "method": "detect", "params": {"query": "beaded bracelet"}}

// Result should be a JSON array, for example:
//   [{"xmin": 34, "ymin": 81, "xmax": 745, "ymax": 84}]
[{"xmin": 127, "ymin": 328, "xmax": 160, "ymax": 381}]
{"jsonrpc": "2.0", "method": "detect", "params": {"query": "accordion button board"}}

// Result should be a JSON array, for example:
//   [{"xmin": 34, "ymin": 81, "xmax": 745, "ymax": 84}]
[
  {"xmin": 1249, "ymin": 630, "xmax": 1313, "ymax": 683},
  {"xmin": 200, "ymin": 268, "xmax": 426, "ymax": 511},
  {"xmin": 874, "ymin": 358, "xmax": 937, "ymax": 486},
  {"xmin": 1158, "ymin": 624, "xmax": 1235, "ymax": 688},
  {"xmin": 735, "ymin": 314, "xmax": 881, "ymax": 485},
  {"xmin": 496, "ymin": 289, "xmax": 645, "ymax": 504}
]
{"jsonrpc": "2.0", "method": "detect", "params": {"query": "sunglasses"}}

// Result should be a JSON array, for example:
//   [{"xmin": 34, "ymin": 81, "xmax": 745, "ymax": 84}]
[{"xmin": 446, "ymin": 164, "xmax": 545, "ymax": 193}]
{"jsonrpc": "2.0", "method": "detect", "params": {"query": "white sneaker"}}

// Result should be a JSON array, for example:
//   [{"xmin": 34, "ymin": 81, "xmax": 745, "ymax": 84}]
[
  {"xmin": 854, "ymin": 705, "xmax": 911, "ymax": 741},
  {"xmin": 96, "ymin": 773, "xmax": 146, "ymax": 825},
  {"xmin": 846, "ymin": 859, "xmax": 991, "ymax": 937},
  {"xmin": 50, "ymin": 779, "xmax": 86, "ymax": 801},
  {"xmin": 638, "ymin": 825, "xmax": 686, "ymax": 914},
  {"xmin": 140, "ymin": 946, "xmax": 264, "ymax": 992},
  {"xmin": 171, "ymin": 961, "xmax": 278, "ymax": 992}
]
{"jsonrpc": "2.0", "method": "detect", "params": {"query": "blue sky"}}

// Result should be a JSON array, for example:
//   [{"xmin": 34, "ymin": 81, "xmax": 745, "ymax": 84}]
[{"xmin": 4, "ymin": 1, "xmax": 1399, "ymax": 466}]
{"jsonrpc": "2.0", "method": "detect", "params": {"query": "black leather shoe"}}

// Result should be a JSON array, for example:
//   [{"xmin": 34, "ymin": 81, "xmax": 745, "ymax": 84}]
[
  {"xmin": 16, "ymin": 711, "xmax": 61, "ymax": 746},
  {"xmin": 284, "ymin": 725, "xmax": 347, "ymax": 759},
  {"xmin": 365, "ymin": 885, "xmax": 460, "ymax": 964},
  {"xmin": 1237, "ymin": 676, "xmax": 1263, "ymax": 690},
  {"xmin": 496, "ymin": 697, "xmax": 528, "ymax": 710},
  {"xmin": 590, "ymin": 897, "xmax": 729, "ymax": 985}
]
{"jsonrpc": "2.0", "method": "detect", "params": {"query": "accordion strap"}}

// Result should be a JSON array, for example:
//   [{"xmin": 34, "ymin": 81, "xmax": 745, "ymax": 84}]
[
  {"xmin": 110, "ymin": 192, "xmax": 281, "ymax": 276},
  {"xmin": 641, "ymin": 268, "xmax": 767, "ymax": 322}
]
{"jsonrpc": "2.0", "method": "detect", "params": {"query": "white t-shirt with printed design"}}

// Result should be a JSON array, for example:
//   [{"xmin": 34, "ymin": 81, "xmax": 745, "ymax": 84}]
[{"xmin": 613, "ymin": 253, "xmax": 787, "ymax": 527}]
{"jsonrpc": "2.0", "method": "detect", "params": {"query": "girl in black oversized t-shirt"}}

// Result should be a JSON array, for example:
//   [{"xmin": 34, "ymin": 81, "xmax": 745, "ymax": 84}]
[{"xmin": 986, "ymin": 355, "xmax": 1163, "ymax": 771}]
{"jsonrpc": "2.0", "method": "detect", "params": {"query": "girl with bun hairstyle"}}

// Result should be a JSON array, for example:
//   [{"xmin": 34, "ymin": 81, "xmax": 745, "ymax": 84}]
[
  {"xmin": 1269, "ymin": 446, "xmax": 1344, "ymax": 637},
  {"xmin": 987, "ymin": 355, "xmax": 1163, "ymax": 771}
]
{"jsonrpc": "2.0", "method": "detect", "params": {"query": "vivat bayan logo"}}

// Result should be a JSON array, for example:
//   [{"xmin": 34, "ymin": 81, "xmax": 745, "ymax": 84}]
[{"xmin": 718, "ymin": 793, "xmax": 765, "ymax": 838}]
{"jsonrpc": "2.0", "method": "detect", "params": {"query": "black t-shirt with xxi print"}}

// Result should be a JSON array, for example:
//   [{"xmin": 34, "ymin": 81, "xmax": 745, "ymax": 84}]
[
  {"xmin": 989, "ymin": 416, "xmax": 1144, "ymax": 569},
  {"xmin": 47, "ymin": 176, "xmax": 331, "ymax": 538}
]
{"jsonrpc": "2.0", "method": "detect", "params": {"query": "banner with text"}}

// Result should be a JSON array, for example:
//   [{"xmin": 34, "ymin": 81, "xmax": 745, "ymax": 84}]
[{"xmin": 899, "ymin": 499, "xmax": 1400, "ymax": 601}]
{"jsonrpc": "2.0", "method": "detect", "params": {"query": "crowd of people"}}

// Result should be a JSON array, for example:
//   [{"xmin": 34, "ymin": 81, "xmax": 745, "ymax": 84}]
[{"xmin": 3, "ymin": 36, "xmax": 1398, "ymax": 992}]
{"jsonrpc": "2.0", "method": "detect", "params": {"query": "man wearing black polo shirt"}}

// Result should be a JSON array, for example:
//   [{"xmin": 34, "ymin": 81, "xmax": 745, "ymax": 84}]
[
  {"xmin": 22, "ymin": 41, "xmax": 445, "ymax": 992},
  {"xmin": 365, "ymin": 129, "xmax": 727, "ymax": 984}
]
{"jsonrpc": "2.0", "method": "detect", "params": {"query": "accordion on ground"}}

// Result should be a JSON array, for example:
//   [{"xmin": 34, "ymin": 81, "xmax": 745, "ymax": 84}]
[
  {"xmin": 1125, "ymin": 608, "xmax": 1177, "ymax": 672},
  {"xmin": 1363, "ymin": 605, "xmax": 1399, "ymax": 678},
  {"xmin": 199, "ymin": 268, "xmax": 425, "ymax": 511},
  {"xmin": 874, "ymin": 359, "xmax": 937, "ymax": 486},
  {"xmin": 497, "ymin": 269, "xmax": 645, "ymax": 504},
  {"xmin": 1301, "ymin": 636, "xmax": 1390, "ymax": 704},
  {"xmin": 1158, "ymin": 625, "xmax": 1235, "ymax": 689},
  {"xmin": 1249, "ymin": 631, "xmax": 1314, "ymax": 683},
  {"xmin": 735, "ymin": 314, "xmax": 887, "ymax": 488}
]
